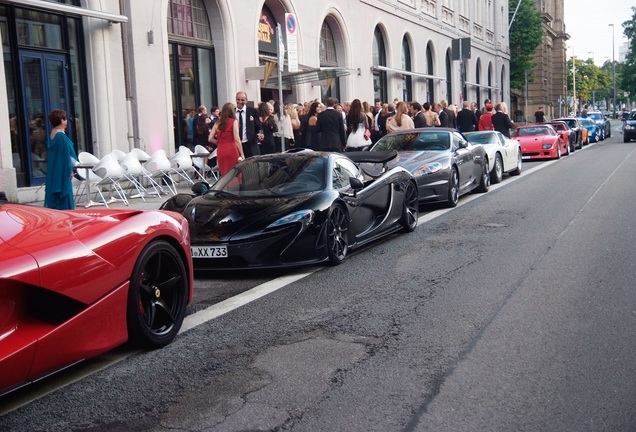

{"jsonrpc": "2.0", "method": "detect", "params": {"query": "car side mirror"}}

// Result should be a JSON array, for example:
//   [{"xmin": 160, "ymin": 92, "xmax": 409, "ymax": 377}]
[
  {"xmin": 191, "ymin": 181, "xmax": 210, "ymax": 196},
  {"xmin": 350, "ymin": 177, "xmax": 364, "ymax": 190},
  {"xmin": 458, "ymin": 140, "xmax": 468, "ymax": 149}
]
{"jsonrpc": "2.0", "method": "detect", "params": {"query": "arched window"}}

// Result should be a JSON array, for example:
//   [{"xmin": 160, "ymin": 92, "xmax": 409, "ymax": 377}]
[
  {"xmin": 372, "ymin": 27, "xmax": 387, "ymax": 103},
  {"xmin": 445, "ymin": 50, "xmax": 453, "ymax": 104},
  {"xmin": 320, "ymin": 20, "xmax": 340, "ymax": 100},
  {"xmin": 476, "ymin": 60, "xmax": 482, "ymax": 108},
  {"xmin": 168, "ymin": 0, "xmax": 216, "ymax": 150},
  {"xmin": 426, "ymin": 43, "xmax": 434, "ymax": 103},
  {"xmin": 402, "ymin": 37, "xmax": 412, "ymax": 102}
]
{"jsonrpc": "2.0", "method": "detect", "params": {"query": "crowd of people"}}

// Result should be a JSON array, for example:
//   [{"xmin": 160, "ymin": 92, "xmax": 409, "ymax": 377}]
[{"xmin": 185, "ymin": 91, "xmax": 516, "ymax": 176}]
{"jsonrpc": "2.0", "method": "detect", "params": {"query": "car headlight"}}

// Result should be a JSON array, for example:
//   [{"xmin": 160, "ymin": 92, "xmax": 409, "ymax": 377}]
[
  {"xmin": 414, "ymin": 162, "xmax": 443, "ymax": 176},
  {"xmin": 542, "ymin": 143, "xmax": 554, "ymax": 149},
  {"xmin": 267, "ymin": 209, "xmax": 314, "ymax": 231},
  {"xmin": 625, "ymin": 125, "xmax": 634, "ymax": 131}
]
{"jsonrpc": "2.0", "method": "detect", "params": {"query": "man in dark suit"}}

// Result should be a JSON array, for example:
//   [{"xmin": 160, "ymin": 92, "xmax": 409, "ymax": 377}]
[
  {"xmin": 491, "ymin": 103, "xmax": 515, "ymax": 138},
  {"xmin": 456, "ymin": 101, "xmax": 478, "ymax": 133},
  {"xmin": 409, "ymin": 101, "xmax": 426, "ymax": 128},
  {"xmin": 316, "ymin": 97, "xmax": 346, "ymax": 152},
  {"xmin": 235, "ymin": 91, "xmax": 263, "ymax": 158}
]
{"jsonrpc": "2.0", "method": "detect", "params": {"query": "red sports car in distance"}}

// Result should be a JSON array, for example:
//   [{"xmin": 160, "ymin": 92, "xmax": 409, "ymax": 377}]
[
  {"xmin": 545, "ymin": 121, "xmax": 576, "ymax": 153},
  {"xmin": 513, "ymin": 124, "xmax": 569, "ymax": 160},
  {"xmin": 0, "ymin": 201, "xmax": 194, "ymax": 396}
]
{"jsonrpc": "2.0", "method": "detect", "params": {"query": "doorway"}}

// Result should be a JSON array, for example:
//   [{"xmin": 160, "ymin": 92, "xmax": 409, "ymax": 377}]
[{"xmin": 19, "ymin": 50, "xmax": 72, "ymax": 186}]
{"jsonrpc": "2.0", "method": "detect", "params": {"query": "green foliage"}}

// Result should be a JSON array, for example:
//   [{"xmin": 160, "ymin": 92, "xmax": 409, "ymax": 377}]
[
  {"xmin": 567, "ymin": 58, "xmax": 612, "ymax": 103},
  {"xmin": 619, "ymin": 7, "xmax": 636, "ymax": 101},
  {"xmin": 509, "ymin": 0, "xmax": 544, "ymax": 91}
]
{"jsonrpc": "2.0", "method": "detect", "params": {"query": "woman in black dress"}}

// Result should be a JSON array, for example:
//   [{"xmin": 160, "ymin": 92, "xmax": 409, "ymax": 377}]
[{"xmin": 257, "ymin": 102, "xmax": 277, "ymax": 154}]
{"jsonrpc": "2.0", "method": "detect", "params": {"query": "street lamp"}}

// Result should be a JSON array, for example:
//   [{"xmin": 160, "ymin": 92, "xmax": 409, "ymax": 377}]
[
  {"xmin": 609, "ymin": 23, "xmax": 616, "ymax": 118},
  {"xmin": 571, "ymin": 47, "xmax": 577, "ymax": 115}
]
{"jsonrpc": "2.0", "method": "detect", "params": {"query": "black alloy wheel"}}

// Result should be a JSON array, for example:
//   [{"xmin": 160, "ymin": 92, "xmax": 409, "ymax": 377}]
[
  {"xmin": 327, "ymin": 205, "xmax": 349, "ymax": 265},
  {"xmin": 400, "ymin": 181, "xmax": 419, "ymax": 232},
  {"xmin": 475, "ymin": 159, "xmax": 490, "ymax": 193},
  {"xmin": 446, "ymin": 167, "xmax": 459, "ymax": 207},
  {"xmin": 127, "ymin": 240, "xmax": 189, "ymax": 348}
]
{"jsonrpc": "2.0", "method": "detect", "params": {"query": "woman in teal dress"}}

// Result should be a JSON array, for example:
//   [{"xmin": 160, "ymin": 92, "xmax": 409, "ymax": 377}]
[{"xmin": 44, "ymin": 109, "xmax": 78, "ymax": 210}]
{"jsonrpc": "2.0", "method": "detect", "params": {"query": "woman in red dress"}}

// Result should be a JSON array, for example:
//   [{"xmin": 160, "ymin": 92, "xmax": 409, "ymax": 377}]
[{"xmin": 208, "ymin": 102, "xmax": 245, "ymax": 176}]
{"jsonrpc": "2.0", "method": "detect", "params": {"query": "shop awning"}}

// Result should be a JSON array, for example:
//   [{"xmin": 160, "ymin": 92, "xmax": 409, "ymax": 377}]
[
  {"xmin": 465, "ymin": 81, "xmax": 499, "ymax": 90},
  {"xmin": 371, "ymin": 65, "xmax": 445, "ymax": 81},
  {"xmin": 283, "ymin": 67, "xmax": 354, "ymax": 85},
  {"xmin": 246, "ymin": 62, "xmax": 354, "ymax": 86},
  {"xmin": 7, "ymin": 0, "xmax": 128, "ymax": 23}
]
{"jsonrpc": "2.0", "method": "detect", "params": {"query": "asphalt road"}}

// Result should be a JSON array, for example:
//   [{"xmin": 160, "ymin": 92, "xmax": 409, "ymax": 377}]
[{"xmin": 2, "ymin": 123, "xmax": 636, "ymax": 431}]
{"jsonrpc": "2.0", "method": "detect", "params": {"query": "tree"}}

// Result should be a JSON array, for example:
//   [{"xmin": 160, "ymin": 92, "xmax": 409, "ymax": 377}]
[
  {"xmin": 508, "ymin": 0, "xmax": 544, "ymax": 91},
  {"xmin": 619, "ymin": 7, "xmax": 636, "ymax": 106}
]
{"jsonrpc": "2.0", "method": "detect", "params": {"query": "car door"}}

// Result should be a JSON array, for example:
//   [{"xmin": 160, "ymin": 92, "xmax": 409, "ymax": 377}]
[
  {"xmin": 452, "ymin": 132, "xmax": 477, "ymax": 193},
  {"xmin": 332, "ymin": 157, "xmax": 393, "ymax": 245}
]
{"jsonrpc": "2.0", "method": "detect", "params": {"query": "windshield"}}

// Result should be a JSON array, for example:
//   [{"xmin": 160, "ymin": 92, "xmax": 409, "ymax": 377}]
[
  {"xmin": 373, "ymin": 131, "xmax": 450, "ymax": 151},
  {"xmin": 548, "ymin": 123, "xmax": 566, "ymax": 131},
  {"xmin": 212, "ymin": 154, "xmax": 326, "ymax": 196},
  {"xmin": 464, "ymin": 132, "xmax": 497, "ymax": 145},
  {"xmin": 579, "ymin": 118, "xmax": 594, "ymax": 126},
  {"xmin": 587, "ymin": 112, "xmax": 602, "ymax": 121},
  {"xmin": 515, "ymin": 126, "xmax": 552, "ymax": 137},
  {"xmin": 629, "ymin": 111, "xmax": 636, "ymax": 121}
]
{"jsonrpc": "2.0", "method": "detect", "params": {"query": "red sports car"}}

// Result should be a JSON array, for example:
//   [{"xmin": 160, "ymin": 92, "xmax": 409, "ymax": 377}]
[
  {"xmin": 0, "ymin": 201, "xmax": 193, "ymax": 396},
  {"xmin": 513, "ymin": 124, "xmax": 568, "ymax": 160}
]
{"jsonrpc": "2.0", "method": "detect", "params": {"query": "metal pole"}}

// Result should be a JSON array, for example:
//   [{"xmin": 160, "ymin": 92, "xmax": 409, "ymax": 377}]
[
  {"xmin": 609, "ymin": 24, "xmax": 616, "ymax": 118},
  {"xmin": 572, "ymin": 54, "xmax": 577, "ymax": 115},
  {"xmin": 509, "ymin": 0, "xmax": 522, "ymax": 31},
  {"xmin": 276, "ymin": 24, "xmax": 285, "ymax": 152},
  {"xmin": 524, "ymin": 69, "xmax": 528, "ymax": 124}
]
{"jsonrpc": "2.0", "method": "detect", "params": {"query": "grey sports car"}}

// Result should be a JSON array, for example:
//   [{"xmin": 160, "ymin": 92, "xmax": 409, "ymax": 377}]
[{"xmin": 369, "ymin": 128, "xmax": 490, "ymax": 207}]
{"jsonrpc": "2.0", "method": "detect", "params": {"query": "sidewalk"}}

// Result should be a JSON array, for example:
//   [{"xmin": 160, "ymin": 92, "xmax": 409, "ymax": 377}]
[{"xmin": 32, "ymin": 182, "xmax": 193, "ymax": 211}]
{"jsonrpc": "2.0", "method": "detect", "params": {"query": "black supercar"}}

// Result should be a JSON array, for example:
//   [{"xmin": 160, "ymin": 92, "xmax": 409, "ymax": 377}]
[{"xmin": 160, "ymin": 150, "xmax": 419, "ymax": 269}]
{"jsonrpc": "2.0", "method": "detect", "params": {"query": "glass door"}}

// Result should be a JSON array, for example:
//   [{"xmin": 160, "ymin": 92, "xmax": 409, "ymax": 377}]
[{"xmin": 19, "ymin": 51, "xmax": 71, "ymax": 185}]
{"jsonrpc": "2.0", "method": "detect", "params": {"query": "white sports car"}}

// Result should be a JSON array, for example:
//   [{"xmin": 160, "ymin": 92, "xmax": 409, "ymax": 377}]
[{"xmin": 464, "ymin": 131, "xmax": 522, "ymax": 183}]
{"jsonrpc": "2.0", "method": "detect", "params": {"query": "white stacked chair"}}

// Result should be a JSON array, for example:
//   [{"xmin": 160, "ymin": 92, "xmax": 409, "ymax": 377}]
[
  {"xmin": 169, "ymin": 146, "xmax": 196, "ymax": 185},
  {"xmin": 118, "ymin": 152, "xmax": 147, "ymax": 201},
  {"xmin": 92, "ymin": 153, "xmax": 129, "ymax": 206},
  {"xmin": 192, "ymin": 144, "xmax": 217, "ymax": 181},
  {"xmin": 142, "ymin": 150, "xmax": 177, "ymax": 195},
  {"xmin": 74, "ymin": 151, "xmax": 104, "ymax": 207}
]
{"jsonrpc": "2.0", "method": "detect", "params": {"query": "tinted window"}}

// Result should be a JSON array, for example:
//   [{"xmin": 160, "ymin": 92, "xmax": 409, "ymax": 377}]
[
  {"xmin": 374, "ymin": 131, "xmax": 450, "ymax": 151},
  {"xmin": 332, "ymin": 158, "xmax": 360, "ymax": 189},
  {"xmin": 465, "ymin": 132, "xmax": 497, "ymax": 144},
  {"xmin": 213, "ymin": 154, "xmax": 326, "ymax": 196}
]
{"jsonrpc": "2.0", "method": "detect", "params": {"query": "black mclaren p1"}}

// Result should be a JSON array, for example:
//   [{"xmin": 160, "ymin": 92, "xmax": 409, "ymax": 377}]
[{"xmin": 160, "ymin": 150, "xmax": 419, "ymax": 270}]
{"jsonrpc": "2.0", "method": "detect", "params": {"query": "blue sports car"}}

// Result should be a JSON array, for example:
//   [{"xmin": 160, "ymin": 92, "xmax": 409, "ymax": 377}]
[{"xmin": 578, "ymin": 117, "xmax": 601, "ymax": 143}]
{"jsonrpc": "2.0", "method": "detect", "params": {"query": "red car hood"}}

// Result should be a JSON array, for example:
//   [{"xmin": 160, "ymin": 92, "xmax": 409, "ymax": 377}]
[{"xmin": 0, "ymin": 204, "xmax": 145, "ymax": 251}]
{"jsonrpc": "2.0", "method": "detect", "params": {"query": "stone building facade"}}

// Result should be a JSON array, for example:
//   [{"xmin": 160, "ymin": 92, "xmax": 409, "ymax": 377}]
[
  {"xmin": 514, "ymin": 0, "xmax": 568, "ymax": 121},
  {"xmin": 1, "ymin": 0, "xmax": 510, "ymax": 203}
]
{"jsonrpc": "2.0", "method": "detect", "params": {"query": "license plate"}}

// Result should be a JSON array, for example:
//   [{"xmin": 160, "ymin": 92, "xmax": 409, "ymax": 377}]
[
  {"xmin": 191, "ymin": 245, "xmax": 228, "ymax": 258},
  {"xmin": 522, "ymin": 155, "xmax": 531, "ymax": 160}
]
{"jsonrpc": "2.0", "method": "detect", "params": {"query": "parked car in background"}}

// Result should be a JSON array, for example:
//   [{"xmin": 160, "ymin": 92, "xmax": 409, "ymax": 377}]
[
  {"xmin": 586, "ymin": 111, "xmax": 611, "ymax": 139},
  {"xmin": 553, "ymin": 117, "xmax": 584, "ymax": 149},
  {"xmin": 369, "ymin": 128, "xmax": 490, "ymax": 207},
  {"xmin": 578, "ymin": 117, "xmax": 602, "ymax": 143},
  {"xmin": 623, "ymin": 110, "xmax": 636, "ymax": 143},
  {"xmin": 0, "ymin": 203, "xmax": 194, "ymax": 396},
  {"xmin": 464, "ymin": 131, "xmax": 522, "ymax": 183},
  {"xmin": 161, "ymin": 150, "xmax": 419, "ymax": 269},
  {"xmin": 545, "ymin": 121, "xmax": 577, "ymax": 152},
  {"xmin": 513, "ymin": 124, "xmax": 569, "ymax": 160}
]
